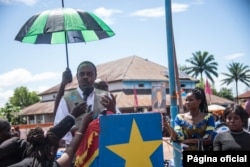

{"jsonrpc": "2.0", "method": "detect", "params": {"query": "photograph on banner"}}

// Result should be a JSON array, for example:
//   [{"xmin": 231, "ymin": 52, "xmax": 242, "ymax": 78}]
[{"xmin": 152, "ymin": 82, "xmax": 166, "ymax": 113}]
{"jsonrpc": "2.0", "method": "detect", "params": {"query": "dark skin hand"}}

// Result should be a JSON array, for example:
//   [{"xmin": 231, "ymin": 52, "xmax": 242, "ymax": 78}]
[
  {"xmin": 70, "ymin": 101, "xmax": 88, "ymax": 118},
  {"xmin": 53, "ymin": 68, "xmax": 72, "ymax": 116},
  {"xmin": 100, "ymin": 93, "xmax": 116, "ymax": 113},
  {"xmin": 57, "ymin": 112, "xmax": 93, "ymax": 167}
]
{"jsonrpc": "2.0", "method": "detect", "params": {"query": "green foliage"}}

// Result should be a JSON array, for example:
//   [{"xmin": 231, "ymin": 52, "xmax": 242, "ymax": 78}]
[
  {"xmin": 9, "ymin": 86, "xmax": 40, "ymax": 108},
  {"xmin": 178, "ymin": 64, "xmax": 189, "ymax": 73},
  {"xmin": 216, "ymin": 87, "xmax": 234, "ymax": 101},
  {"xmin": 0, "ymin": 103, "xmax": 26, "ymax": 125},
  {"xmin": 221, "ymin": 62, "xmax": 250, "ymax": 102},
  {"xmin": 0, "ymin": 86, "xmax": 39, "ymax": 124},
  {"xmin": 195, "ymin": 78, "xmax": 204, "ymax": 88},
  {"xmin": 185, "ymin": 51, "xmax": 218, "ymax": 83}
]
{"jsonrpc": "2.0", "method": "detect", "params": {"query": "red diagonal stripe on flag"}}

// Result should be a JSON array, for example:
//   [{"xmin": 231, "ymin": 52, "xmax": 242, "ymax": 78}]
[{"xmin": 205, "ymin": 79, "xmax": 212, "ymax": 95}]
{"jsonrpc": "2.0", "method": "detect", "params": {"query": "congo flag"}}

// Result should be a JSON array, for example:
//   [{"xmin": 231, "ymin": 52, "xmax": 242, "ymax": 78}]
[
  {"xmin": 99, "ymin": 112, "xmax": 164, "ymax": 167},
  {"xmin": 75, "ymin": 118, "xmax": 100, "ymax": 167}
]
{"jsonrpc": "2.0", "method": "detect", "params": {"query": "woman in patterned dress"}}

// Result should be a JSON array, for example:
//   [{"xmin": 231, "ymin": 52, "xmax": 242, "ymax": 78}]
[{"xmin": 174, "ymin": 87, "xmax": 215, "ymax": 151}]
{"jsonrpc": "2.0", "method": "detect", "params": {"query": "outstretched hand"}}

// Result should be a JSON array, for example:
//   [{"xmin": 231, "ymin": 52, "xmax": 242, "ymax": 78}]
[
  {"xmin": 80, "ymin": 112, "xmax": 94, "ymax": 129},
  {"xmin": 101, "ymin": 93, "xmax": 116, "ymax": 113},
  {"xmin": 71, "ymin": 102, "xmax": 88, "ymax": 118}
]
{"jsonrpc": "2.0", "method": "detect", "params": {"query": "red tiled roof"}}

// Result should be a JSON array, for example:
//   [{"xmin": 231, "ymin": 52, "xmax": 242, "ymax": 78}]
[{"xmin": 237, "ymin": 90, "xmax": 250, "ymax": 99}]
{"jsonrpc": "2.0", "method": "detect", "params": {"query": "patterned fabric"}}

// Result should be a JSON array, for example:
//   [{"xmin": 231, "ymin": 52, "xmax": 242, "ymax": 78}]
[
  {"xmin": 75, "ymin": 118, "xmax": 100, "ymax": 167},
  {"xmin": 74, "ymin": 111, "xmax": 114, "ymax": 167},
  {"xmin": 174, "ymin": 113, "xmax": 215, "ymax": 151},
  {"xmin": 15, "ymin": 8, "xmax": 115, "ymax": 44}
]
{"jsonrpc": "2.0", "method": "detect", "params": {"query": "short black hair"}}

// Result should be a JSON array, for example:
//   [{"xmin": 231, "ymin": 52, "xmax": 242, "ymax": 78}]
[
  {"xmin": 0, "ymin": 119, "xmax": 10, "ymax": 133},
  {"xmin": 223, "ymin": 104, "xmax": 249, "ymax": 128},
  {"xmin": 77, "ymin": 61, "xmax": 97, "ymax": 76}
]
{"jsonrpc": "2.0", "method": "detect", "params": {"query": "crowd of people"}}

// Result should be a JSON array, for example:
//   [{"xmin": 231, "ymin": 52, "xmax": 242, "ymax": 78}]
[
  {"xmin": 169, "ymin": 87, "xmax": 250, "ymax": 152},
  {"xmin": 1, "ymin": 60, "xmax": 250, "ymax": 166},
  {"xmin": 0, "ymin": 61, "xmax": 119, "ymax": 167}
]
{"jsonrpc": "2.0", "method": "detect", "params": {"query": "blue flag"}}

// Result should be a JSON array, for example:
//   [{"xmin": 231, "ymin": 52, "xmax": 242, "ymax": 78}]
[{"xmin": 99, "ymin": 112, "xmax": 164, "ymax": 167}]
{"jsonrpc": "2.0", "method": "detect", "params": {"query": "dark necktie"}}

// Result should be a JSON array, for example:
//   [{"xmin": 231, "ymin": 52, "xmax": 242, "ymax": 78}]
[{"xmin": 82, "ymin": 86, "xmax": 94, "ymax": 101}]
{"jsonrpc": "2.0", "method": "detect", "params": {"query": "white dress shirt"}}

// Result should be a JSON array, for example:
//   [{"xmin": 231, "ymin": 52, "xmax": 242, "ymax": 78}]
[{"xmin": 54, "ymin": 87, "xmax": 95, "ymax": 144}]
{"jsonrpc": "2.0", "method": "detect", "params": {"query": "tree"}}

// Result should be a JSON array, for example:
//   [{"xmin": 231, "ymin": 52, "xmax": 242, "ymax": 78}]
[
  {"xmin": 221, "ymin": 62, "xmax": 250, "ymax": 103},
  {"xmin": 0, "ymin": 103, "xmax": 26, "ymax": 125},
  {"xmin": 185, "ymin": 51, "xmax": 218, "ymax": 83},
  {"xmin": 178, "ymin": 64, "xmax": 189, "ymax": 73},
  {"xmin": 0, "ymin": 86, "xmax": 39, "ymax": 124},
  {"xmin": 9, "ymin": 86, "xmax": 40, "ymax": 108},
  {"xmin": 217, "ymin": 87, "xmax": 234, "ymax": 101}
]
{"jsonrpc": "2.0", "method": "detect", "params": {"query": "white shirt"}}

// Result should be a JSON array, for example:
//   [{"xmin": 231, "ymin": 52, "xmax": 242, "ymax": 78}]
[
  {"xmin": 54, "ymin": 87, "xmax": 95, "ymax": 144},
  {"xmin": 54, "ymin": 87, "xmax": 120, "ymax": 144}
]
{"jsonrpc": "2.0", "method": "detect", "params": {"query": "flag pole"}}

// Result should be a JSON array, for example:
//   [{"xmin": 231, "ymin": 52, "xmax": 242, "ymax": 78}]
[
  {"xmin": 173, "ymin": 38, "xmax": 184, "ymax": 113},
  {"xmin": 133, "ymin": 86, "xmax": 138, "ymax": 112},
  {"xmin": 165, "ymin": 0, "xmax": 182, "ymax": 166},
  {"xmin": 205, "ymin": 78, "xmax": 212, "ymax": 104}
]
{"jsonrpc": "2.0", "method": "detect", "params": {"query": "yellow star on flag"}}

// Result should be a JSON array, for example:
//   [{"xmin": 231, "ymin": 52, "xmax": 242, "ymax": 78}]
[{"xmin": 106, "ymin": 119, "xmax": 162, "ymax": 167}]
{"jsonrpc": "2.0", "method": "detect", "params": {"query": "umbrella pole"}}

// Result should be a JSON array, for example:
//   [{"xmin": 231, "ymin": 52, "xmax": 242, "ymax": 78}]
[
  {"xmin": 61, "ymin": 0, "xmax": 64, "ymax": 8},
  {"xmin": 61, "ymin": 0, "xmax": 69, "ymax": 68},
  {"xmin": 64, "ymin": 37, "xmax": 69, "ymax": 68}
]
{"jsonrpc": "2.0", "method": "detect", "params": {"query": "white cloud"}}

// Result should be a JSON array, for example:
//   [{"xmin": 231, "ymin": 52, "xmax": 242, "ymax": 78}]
[
  {"xmin": 94, "ymin": 7, "xmax": 122, "ymax": 25},
  {"xmin": 31, "ymin": 72, "xmax": 58, "ymax": 81},
  {"xmin": 0, "ymin": 68, "xmax": 59, "ymax": 108},
  {"xmin": 16, "ymin": 0, "xmax": 37, "ymax": 6},
  {"xmin": 224, "ymin": 53, "xmax": 244, "ymax": 60},
  {"xmin": 131, "ymin": 7, "xmax": 165, "ymax": 18},
  {"xmin": 172, "ymin": 3, "xmax": 189, "ymax": 13},
  {"xmin": 0, "ymin": 0, "xmax": 38, "ymax": 6},
  {"xmin": 0, "ymin": 68, "xmax": 57, "ymax": 88},
  {"xmin": 0, "ymin": 68, "xmax": 32, "ymax": 88},
  {"xmin": 0, "ymin": 89, "xmax": 13, "ymax": 107},
  {"xmin": 130, "ymin": 3, "xmax": 189, "ymax": 18}
]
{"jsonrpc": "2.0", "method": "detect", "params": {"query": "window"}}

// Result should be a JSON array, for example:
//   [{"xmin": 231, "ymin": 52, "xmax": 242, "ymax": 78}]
[{"xmin": 138, "ymin": 84, "xmax": 144, "ymax": 87}]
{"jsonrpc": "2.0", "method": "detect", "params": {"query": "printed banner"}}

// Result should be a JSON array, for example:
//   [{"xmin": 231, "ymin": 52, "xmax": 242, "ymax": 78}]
[{"xmin": 152, "ymin": 82, "xmax": 166, "ymax": 113}]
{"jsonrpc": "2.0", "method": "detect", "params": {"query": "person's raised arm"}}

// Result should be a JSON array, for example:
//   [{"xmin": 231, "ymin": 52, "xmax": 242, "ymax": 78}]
[
  {"xmin": 53, "ymin": 68, "xmax": 72, "ymax": 116},
  {"xmin": 56, "ymin": 112, "xmax": 93, "ymax": 167}
]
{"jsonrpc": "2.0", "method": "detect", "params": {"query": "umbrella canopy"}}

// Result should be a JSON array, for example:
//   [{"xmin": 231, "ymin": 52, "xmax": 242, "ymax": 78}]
[
  {"xmin": 208, "ymin": 104, "xmax": 226, "ymax": 112},
  {"xmin": 15, "ymin": 8, "xmax": 115, "ymax": 67}
]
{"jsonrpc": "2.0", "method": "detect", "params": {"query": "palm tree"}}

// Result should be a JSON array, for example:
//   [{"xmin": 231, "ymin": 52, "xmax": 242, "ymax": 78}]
[
  {"xmin": 221, "ymin": 62, "xmax": 250, "ymax": 103},
  {"xmin": 185, "ymin": 51, "xmax": 218, "ymax": 83}
]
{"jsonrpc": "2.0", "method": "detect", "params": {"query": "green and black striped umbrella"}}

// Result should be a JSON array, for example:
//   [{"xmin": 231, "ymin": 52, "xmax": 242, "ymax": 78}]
[{"xmin": 15, "ymin": 8, "xmax": 115, "ymax": 67}]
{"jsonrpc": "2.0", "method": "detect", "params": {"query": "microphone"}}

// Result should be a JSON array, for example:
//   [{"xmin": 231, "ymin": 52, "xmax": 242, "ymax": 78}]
[{"xmin": 82, "ymin": 86, "xmax": 94, "ymax": 102}]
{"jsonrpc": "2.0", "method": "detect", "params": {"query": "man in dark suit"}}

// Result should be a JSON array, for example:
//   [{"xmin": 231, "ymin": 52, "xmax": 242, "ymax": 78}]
[{"xmin": 153, "ymin": 89, "xmax": 166, "ymax": 112}]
